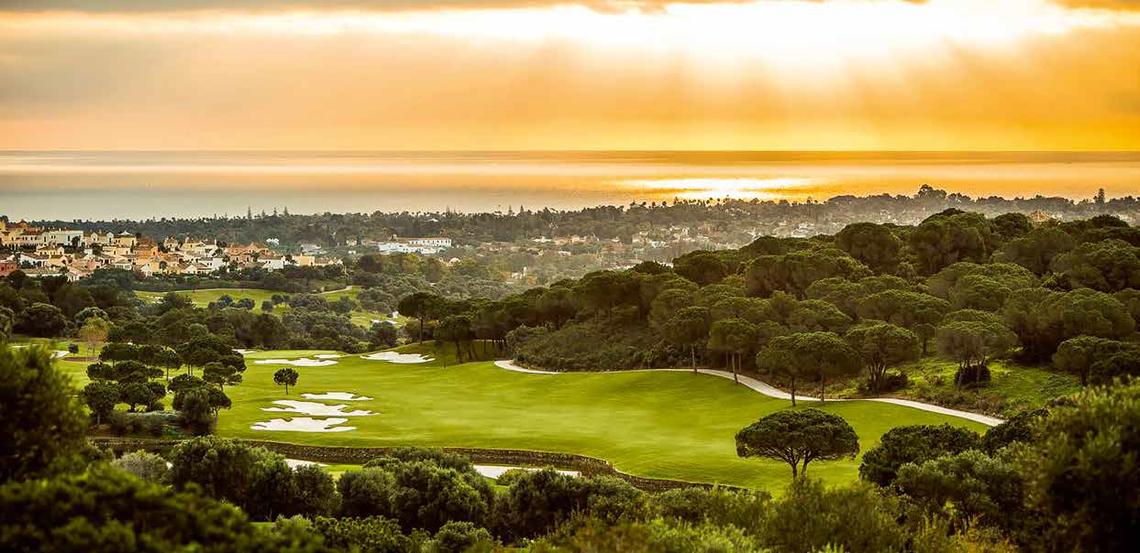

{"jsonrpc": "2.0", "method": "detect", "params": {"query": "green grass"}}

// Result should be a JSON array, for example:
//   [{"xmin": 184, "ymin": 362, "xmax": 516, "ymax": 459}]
[{"xmin": 215, "ymin": 343, "xmax": 988, "ymax": 491}]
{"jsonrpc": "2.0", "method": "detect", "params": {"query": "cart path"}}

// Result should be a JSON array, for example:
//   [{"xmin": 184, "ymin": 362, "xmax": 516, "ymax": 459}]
[{"xmin": 492, "ymin": 360, "xmax": 1004, "ymax": 427}]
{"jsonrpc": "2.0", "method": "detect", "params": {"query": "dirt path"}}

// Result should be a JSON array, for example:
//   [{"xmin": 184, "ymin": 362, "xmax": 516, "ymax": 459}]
[{"xmin": 492, "ymin": 360, "xmax": 1004, "ymax": 427}]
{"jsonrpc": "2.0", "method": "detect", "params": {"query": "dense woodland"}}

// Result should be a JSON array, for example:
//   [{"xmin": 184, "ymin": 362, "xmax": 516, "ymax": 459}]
[{"xmin": 19, "ymin": 185, "xmax": 1140, "ymax": 247}]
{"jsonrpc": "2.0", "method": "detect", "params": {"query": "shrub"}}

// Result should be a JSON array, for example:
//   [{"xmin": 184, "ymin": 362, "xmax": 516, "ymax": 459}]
[
  {"xmin": 311, "ymin": 516, "xmax": 426, "ymax": 553},
  {"xmin": 652, "ymin": 487, "xmax": 770, "ymax": 534},
  {"xmin": 494, "ymin": 468, "xmax": 529, "ymax": 487},
  {"xmin": 757, "ymin": 478, "xmax": 908, "ymax": 553},
  {"xmin": 425, "ymin": 521, "xmax": 495, "ymax": 553},
  {"xmin": 859, "ymin": 423, "xmax": 980, "ymax": 487},
  {"xmin": 111, "ymin": 450, "xmax": 170, "ymax": 484},
  {"xmin": 293, "ymin": 464, "xmax": 340, "ymax": 517}
]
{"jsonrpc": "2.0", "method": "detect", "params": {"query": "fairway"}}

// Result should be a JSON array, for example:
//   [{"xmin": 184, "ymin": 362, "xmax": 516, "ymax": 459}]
[{"xmin": 217, "ymin": 345, "xmax": 988, "ymax": 490}]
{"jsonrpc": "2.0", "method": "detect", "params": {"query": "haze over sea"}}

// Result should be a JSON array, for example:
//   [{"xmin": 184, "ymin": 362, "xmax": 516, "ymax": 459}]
[{"xmin": 3, "ymin": 150, "xmax": 1139, "ymax": 221}]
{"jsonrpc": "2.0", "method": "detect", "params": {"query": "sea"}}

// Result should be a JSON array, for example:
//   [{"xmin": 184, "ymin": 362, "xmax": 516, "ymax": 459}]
[{"xmin": 1, "ymin": 150, "xmax": 1138, "ymax": 220}]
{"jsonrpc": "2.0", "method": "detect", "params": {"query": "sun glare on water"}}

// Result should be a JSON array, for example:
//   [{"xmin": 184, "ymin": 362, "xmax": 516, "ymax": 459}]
[{"xmin": 620, "ymin": 177, "xmax": 820, "ymax": 201}]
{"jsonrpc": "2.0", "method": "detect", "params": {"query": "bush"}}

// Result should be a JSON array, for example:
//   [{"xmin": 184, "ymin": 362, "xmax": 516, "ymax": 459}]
[
  {"xmin": 293, "ymin": 464, "xmax": 340, "ymax": 517},
  {"xmin": 652, "ymin": 487, "xmax": 770, "ymax": 534},
  {"xmin": 339, "ymin": 459, "xmax": 492, "ymax": 534},
  {"xmin": 494, "ymin": 468, "xmax": 529, "ymax": 487},
  {"xmin": 111, "ymin": 450, "xmax": 170, "ymax": 483},
  {"xmin": 757, "ymin": 478, "xmax": 908, "ymax": 553},
  {"xmin": 312, "ymin": 516, "xmax": 426, "ymax": 553},
  {"xmin": 67, "ymin": 343, "xmax": 79, "ymax": 354},
  {"xmin": 425, "ymin": 521, "xmax": 495, "ymax": 553},
  {"xmin": 859, "ymin": 423, "xmax": 980, "ymax": 487}
]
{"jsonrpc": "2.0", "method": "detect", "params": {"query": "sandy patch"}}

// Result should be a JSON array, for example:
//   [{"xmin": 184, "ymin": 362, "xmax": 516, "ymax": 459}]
[
  {"xmin": 361, "ymin": 351, "xmax": 433, "ymax": 364},
  {"xmin": 314, "ymin": 354, "xmax": 344, "ymax": 359},
  {"xmin": 285, "ymin": 459, "xmax": 327, "ymax": 469},
  {"xmin": 302, "ymin": 392, "xmax": 373, "ymax": 401},
  {"xmin": 53, "ymin": 351, "xmax": 70, "ymax": 359},
  {"xmin": 251, "ymin": 417, "xmax": 355, "ymax": 432},
  {"xmin": 263, "ymin": 400, "xmax": 376, "ymax": 417},
  {"xmin": 473, "ymin": 465, "xmax": 580, "ymax": 479},
  {"xmin": 235, "ymin": 349, "xmax": 256, "ymax": 355},
  {"xmin": 253, "ymin": 358, "xmax": 338, "ymax": 367}
]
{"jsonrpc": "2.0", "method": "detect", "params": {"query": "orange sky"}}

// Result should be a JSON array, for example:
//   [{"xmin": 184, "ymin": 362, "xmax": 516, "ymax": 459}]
[{"xmin": 1, "ymin": 0, "xmax": 1138, "ymax": 150}]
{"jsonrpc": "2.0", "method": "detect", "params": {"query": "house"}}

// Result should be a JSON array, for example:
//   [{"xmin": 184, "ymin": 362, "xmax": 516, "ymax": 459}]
[
  {"xmin": 261, "ymin": 255, "xmax": 288, "ymax": 270},
  {"xmin": 115, "ymin": 232, "xmax": 138, "ymax": 248},
  {"xmin": 44, "ymin": 229, "xmax": 84, "ymax": 247},
  {"xmin": 0, "ymin": 258, "xmax": 17, "ymax": 277}
]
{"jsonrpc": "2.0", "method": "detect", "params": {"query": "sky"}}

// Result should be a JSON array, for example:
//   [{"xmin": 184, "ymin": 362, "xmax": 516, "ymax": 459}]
[{"xmin": 1, "ymin": 0, "xmax": 1139, "ymax": 151}]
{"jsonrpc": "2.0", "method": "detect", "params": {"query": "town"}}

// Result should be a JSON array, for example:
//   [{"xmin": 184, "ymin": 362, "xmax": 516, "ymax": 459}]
[{"xmin": 0, "ymin": 220, "xmax": 342, "ymax": 281}]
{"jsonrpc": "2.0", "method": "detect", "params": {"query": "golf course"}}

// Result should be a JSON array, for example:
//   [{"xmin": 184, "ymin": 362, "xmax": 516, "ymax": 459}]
[{"xmin": 213, "ymin": 343, "xmax": 989, "ymax": 490}]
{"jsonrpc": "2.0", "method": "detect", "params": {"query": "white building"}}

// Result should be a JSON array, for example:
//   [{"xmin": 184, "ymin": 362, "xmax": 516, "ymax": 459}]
[{"xmin": 43, "ymin": 229, "xmax": 85, "ymax": 247}]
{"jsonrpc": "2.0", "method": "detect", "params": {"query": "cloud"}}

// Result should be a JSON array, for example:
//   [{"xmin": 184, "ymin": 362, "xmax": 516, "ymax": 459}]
[
  {"xmin": 4, "ymin": 1, "xmax": 1137, "ymax": 15},
  {"xmin": 0, "ymin": 1, "xmax": 923, "ymax": 15}
]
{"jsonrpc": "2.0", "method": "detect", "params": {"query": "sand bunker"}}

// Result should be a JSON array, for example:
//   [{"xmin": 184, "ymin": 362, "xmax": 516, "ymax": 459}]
[
  {"xmin": 251, "ymin": 417, "xmax": 355, "ymax": 432},
  {"xmin": 52, "ymin": 351, "xmax": 70, "ymax": 359},
  {"xmin": 302, "ymin": 392, "xmax": 373, "ymax": 401},
  {"xmin": 253, "ymin": 358, "xmax": 338, "ymax": 367},
  {"xmin": 235, "ymin": 349, "xmax": 256, "ymax": 355},
  {"xmin": 263, "ymin": 400, "xmax": 376, "ymax": 417},
  {"xmin": 361, "ymin": 351, "xmax": 433, "ymax": 364},
  {"xmin": 285, "ymin": 459, "xmax": 327, "ymax": 469},
  {"xmin": 473, "ymin": 465, "xmax": 580, "ymax": 479},
  {"xmin": 314, "ymin": 354, "xmax": 344, "ymax": 359}
]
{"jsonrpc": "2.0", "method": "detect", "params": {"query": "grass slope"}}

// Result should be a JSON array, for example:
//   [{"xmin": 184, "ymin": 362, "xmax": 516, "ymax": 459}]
[{"xmin": 216, "ymin": 343, "xmax": 987, "ymax": 491}]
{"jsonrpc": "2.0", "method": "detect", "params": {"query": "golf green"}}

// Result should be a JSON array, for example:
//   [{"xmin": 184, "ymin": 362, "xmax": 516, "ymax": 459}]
[{"xmin": 217, "ymin": 344, "xmax": 988, "ymax": 490}]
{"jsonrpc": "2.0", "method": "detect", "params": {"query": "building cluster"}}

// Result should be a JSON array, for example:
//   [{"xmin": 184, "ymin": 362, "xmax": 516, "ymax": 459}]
[
  {"xmin": 0, "ymin": 220, "xmax": 340, "ymax": 281},
  {"xmin": 371, "ymin": 236, "xmax": 453, "ymax": 255}
]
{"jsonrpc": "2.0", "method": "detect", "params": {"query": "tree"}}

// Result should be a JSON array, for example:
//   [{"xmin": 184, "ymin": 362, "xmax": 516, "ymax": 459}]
[
  {"xmin": 537, "ymin": 286, "xmax": 577, "ymax": 328},
  {"xmin": 859, "ymin": 423, "xmax": 979, "ymax": 487},
  {"xmin": 436, "ymin": 314, "xmax": 473, "ymax": 364},
  {"xmin": 78, "ymin": 316, "xmax": 110, "ymax": 357},
  {"xmin": 936, "ymin": 319, "xmax": 1019, "ymax": 386},
  {"xmin": 0, "ymin": 306, "xmax": 13, "ymax": 342},
  {"xmin": 573, "ymin": 270, "xmax": 626, "ymax": 319},
  {"xmin": 0, "ymin": 345, "xmax": 89, "ymax": 482},
  {"xmin": 894, "ymin": 449, "xmax": 1028, "ymax": 535},
  {"xmin": 949, "ymin": 274, "xmax": 1012, "ymax": 311},
  {"xmin": 1003, "ymin": 287, "xmax": 1135, "ymax": 361},
  {"xmin": 993, "ymin": 226, "xmax": 1076, "ymax": 275},
  {"xmin": 1089, "ymin": 349, "xmax": 1140, "ymax": 386},
  {"xmin": 82, "ymin": 381, "xmax": 119, "ymax": 425},
  {"xmin": 908, "ymin": 211, "xmax": 994, "ymax": 275},
  {"xmin": 1019, "ymin": 382, "xmax": 1140, "ymax": 552},
  {"xmin": 745, "ymin": 249, "xmax": 871, "ymax": 298},
  {"xmin": 856, "ymin": 289, "xmax": 950, "ymax": 329},
  {"xmin": 708, "ymin": 318, "xmax": 757, "ymax": 384},
  {"xmin": 835, "ymin": 222, "xmax": 902, "ymax": 274},
  {"xmin": 787, "ymin": 299, "xmax": 852, "ymax": 334},
  {"xmin": 15, "ymin": 302, "xmax": 67, "ymax": 337},
  {"xmin": 673, "ymin": 250, "xmax": 730, "ymax": 286},
  {"xmin": 274, "ymin": 367, "xmax": 299, "ymax": 394},
  {"xmin": 758, "ymin": 332, "xmax": 860, "ymax": 403},
  {"xmin": 203, "ymin": 361, "xmax": 243, "ymax": 391},
  {"xmin": 120, "ymin": 381, "xmax": 159, "ymax": 412},
  {"xmin": 1053, "ymin": 336, "xmax": 1136, "ymax": 386},
  {"xmin": 1051, "ymin": 238, "xmax": 1140, "ymax": 292},
  {"xmin": 398, "ymin": 291, "xmax": 440, "ymax": 342},
  {"xmin": 662, "ymin": 306, "xmax": 711, "ymax": 373},
  {"xmin": 736, "ymin": 409, "xmax": 860, "ymax": 478},
  {"xmin": 0, "ymin": 465, "xmax": 317, "ymax": 551},
  {"xmin": 844, "ymin": 321, "xmax": 920, "ymax": 392}
]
